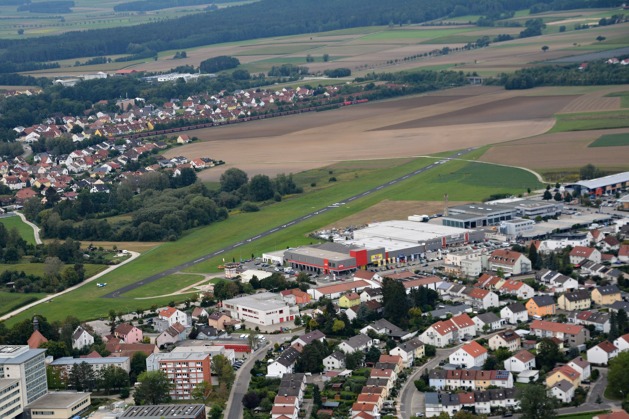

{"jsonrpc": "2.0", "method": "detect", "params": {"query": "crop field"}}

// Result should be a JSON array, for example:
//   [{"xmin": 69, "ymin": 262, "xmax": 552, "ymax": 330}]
[
  {"xmin": 0, "ymin": 215, "xmax": 36, "ymax": 245},
  {"xmin": 589, "ymin": 133, "xmax": 629, "ymax": 147},
  {"xmin": 606, "ymin": 90, "xmax": 629, "ymax": 108},
  {"xmin": 550, "ymin": 110, "xmax": 629, "ymax": 132},
  {"xmin": 163, "ymin": 85, "xmax": 614, "ymax": 182}
]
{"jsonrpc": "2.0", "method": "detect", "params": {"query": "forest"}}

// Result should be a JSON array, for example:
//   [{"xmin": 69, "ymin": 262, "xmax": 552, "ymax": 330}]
[{"xmin": 0, "ymin": 0, "xmax": 615, "ymax": 70}]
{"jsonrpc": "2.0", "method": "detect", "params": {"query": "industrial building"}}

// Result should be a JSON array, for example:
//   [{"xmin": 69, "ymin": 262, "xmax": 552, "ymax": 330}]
[
  {"xmin": 346, "ymin": 220, "xmax": 483, "ymax": 258},
  {"xmin": 567, "ymin": 171, "xmax": 629, "ymax": 196},
  {"xmin": 222, "ymin": 292, "xmax": 299, "ymax": 326},
  {"xmin": 119, "ymin": 404, "xmax": 205, "ymax": 419},
  {"xmin": 442, "ymin": 204, "xmax": 516, "ymax": 229}
]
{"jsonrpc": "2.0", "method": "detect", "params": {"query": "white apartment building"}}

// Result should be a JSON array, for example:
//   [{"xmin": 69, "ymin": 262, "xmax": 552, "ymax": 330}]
[
  {"xmin": 147, "ymin": 352, "xmax": 211, "ymax": 400},
  {"xmin": 0, "ymin": 345, "xmax": 48, "ymax": 418},
  {"xmin": 222, "ymin": 292, "xmax": 298, "ymax": 326}
]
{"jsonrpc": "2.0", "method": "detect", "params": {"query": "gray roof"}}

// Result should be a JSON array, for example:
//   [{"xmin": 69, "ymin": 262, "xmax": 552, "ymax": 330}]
[
  {"xmin": 397, "ymin": 338, "xmax": 424, "ymax": 353},
  {"xmin": 296, "ymin": 330, "xmax": 325, "ymax": 345},
  {"xmin": 25, "ymin": 392, "xmax": 89, "ymax": 409},
  {"xmin": 0, "ymin": 346, "xmax": 46, "ymax": 365},
  {"xmin": 327, "ymin": 351, "xmax": 345, "ymax": 362},
  {"xmin": 425, "ymin": 392, "xmax": 440, "ymax": 405},
  {"xmin": 428, "ymin": 304, "xmax": 472, "ymax": 318},
  {"xmin": 120, "ymin": 404, "xmax": 205, "ymax": 418},
  {"xmin": 51, "ymin": 356, "xmax": 129, "ymax": 366},
  {"xmin": 530, "ymin": 296, "xmax": 555, "ymax": 307},
  {"xmin": 504, "ymin": 302, "xmax": 527, "ymax": 313},
  {"xmin": 275, "ymin": 347, "xmax": 301, "ymax": 367},
  {"xmin": 368, "ymin": 319, "xmax": 407, "ymax": 338},
  {"xmin": 430, "ymin": 369, "xmax": 447, "ymax": 380},
  {"xmin": 553, "ymin": 379, "xmax": 574, "ymax": 393},
  {"xmin": 596, "ymin": 285, "xmax": 620, "ymax": 295},
  {"xmin": 343, "ymin": 334, "xmax": 372, "ymax": 349},
  {"xmin": 607, "ymin": 301, "xmax": 629, "ymax": 312},
  {"xmin": 562, "ymin": 290, "xmax": 591, "ymax": 302},
  {"xmin": 575, "ymin": 171, "xmax": 629, "ymax": 190},
  {"xmin": 476, "ymin": 312, "xmax": 501, "ymax": 324}
]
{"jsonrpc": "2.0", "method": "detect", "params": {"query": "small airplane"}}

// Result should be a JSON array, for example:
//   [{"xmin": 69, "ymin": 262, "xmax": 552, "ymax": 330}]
[{"xmin": 96, "ymin": 283, "xmax": 107, "ymax": 287}]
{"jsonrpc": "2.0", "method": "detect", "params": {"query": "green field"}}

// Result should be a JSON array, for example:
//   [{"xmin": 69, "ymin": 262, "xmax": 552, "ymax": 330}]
[
  {"xmin": 0, "ymin": 215, "xmax": 36, "ymax": 245},
  {"xmin": 606, "ymin": 90, "xmax": 629, "ymax": 108},
  {"xmin": 360, "ymin": 28, "xmax": 476, "ymax": 41},
  {"xmin": 4, "ymin": 152, "xmax": 543, "ymax": 325},
  {"xmin": 0, "ymin": 291, "xmax": 48, "ymax": 316},
  {"xmin": 121, "ymin": 273, "xmax": 208, "ymax": 298},
  {"xmin": 589, "ymin": 132, "xmax": 629, "ymax": 147},
  {"xmin": 550, "ymin": 110, "xmax": 629, "ymax": 133},
  {"xmin": 0, "ymin": 263, "xmax": 106, "ymax": 278}
]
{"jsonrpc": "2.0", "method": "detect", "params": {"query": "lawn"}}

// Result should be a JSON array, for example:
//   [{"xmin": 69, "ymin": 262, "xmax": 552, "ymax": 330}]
[
  {"xmin": 588, "ymin": 133, "xmax": 629, "ymax": 147},
  {"xmin": 550, "ymin": 110, "xmax": 629, "ymax": 133},
  {"xmin": 0, "ymin": 263, "xmax": 107, "ymax": 278},
  {"xmin": 556, "ymin": 411, "xmax": 610, "ymax": 419},
  {"xmin": 0, "ymin": 291, "xmax": 48, "ymax": 316},
  {"xmin": 122, "ymin": 273, "xmax": 208, "ymax": 299},
  {"xmin": 0, "ymin": 215, "xmax": 36, "ymax": 245},
  {"xmin": 5, "ymin": 151, "xmax": 541, "ymax": 325}
]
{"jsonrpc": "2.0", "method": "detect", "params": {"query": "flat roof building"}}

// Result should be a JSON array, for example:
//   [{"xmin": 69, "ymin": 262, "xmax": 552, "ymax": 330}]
[
  {"xmin": 120, "ymin": 404, "xmax": 205, "ymax": 419},
  {"xmin": 147, "ymin": 353, "xmax": 211, "ymax": 400},
  {"xmin": 24, "ymin": 391, "xmax": 91, "ymax": 419},
  {"xmin": 567, "ymin": 171, "xmax": 629, "ymax": 196},
  {"xmin": 222, "ymin": 292, "xmax": 299, "ymax": 326},
  {"xmin": 442, "ymin": 204, "xmax": 516, "ymax": 229},
  {"xmin": 284, "ymin": 242, "xmax": 385, "ymax": 275},
  {"xmin": 0, "ymin": 345, "xmax": 48, "ymax": 418}
]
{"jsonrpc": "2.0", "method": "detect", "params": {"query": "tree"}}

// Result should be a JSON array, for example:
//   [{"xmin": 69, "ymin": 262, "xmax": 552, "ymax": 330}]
[
  {"xmin": 99, "ymin": 366, "xmax": 129, "ymax": 394},
  {"xmin": 220, "ymin": 168, "xmax": 248, "ymax": 192},
  {"xmin": 242, "ymin": 390, "xmax": 261, "ymax": 409},
  {"xmin": 382, "ymin": 278, "xmax": 409, "ymax": 327},
  {"xmin": 543, "ymin": 190, "xmax": 552, "ymax": 200},
  {"xmin": 17, "ymin": 28, "xmax": 24, "ymax": 35},
  {"xmin": 596, "ymin": 36, "xmax": 606, "ymax": 42},
  {"xmin": 133, "ymin": 370, "xmax": 173, "ymax": 405},
  {"xmin": 295, "ymin": 340, "xmax": 328, "ymax": 373},
  {"xmin": 345, "ymin": 351, "xmax": 364, "ymax": 369},
  {"xmin": 518, "ymin": 384, "xmax": 557, "ymax": 419},
  {"xmin": 212, "ymin": 354, "xmax": 235, "ymax": 399},
  {"xmin": 541, "ymin": 45, "xmax": 549, "ymax": 52},
  {"xmin": 332, "ymin": 319, "xmax": 345, "ymax": 333},
  {"xmin": 306, "ymin": 54, "xmax": 314, "ymax": 63},
  {"xmin": 607, "ymin": 352, "xmax": 629, "ymax": 399},
  {"xmin": 536, "ymin": 339, "xmax": 563, "ymax": 372},
  {"xmin": 365, "ymin": 345, "xmax": 382, "ymax": 363},
  {"xmin": 249, "ymin": 174, "xmax": 274, "ymax": 201},
  {"xmin": 528, "ymin": 244, "xmax": 541, "ymax": 270},
  {"xmin": 313, "ymin": 384, "xmax": 322, "ymax": 407},
  {"xmin": 129, "ymin": 352, "xmax": 147, "ymax": 383},
  {"xmin": 554, "ymin": 192, "xmax": 562, "ymax": 201},
  {"xmin": 199, "ymin": 55, "xmax": 240, "ymax": 73},
  {"xmin": 191, "ymin": 381, "xmax": 213, "ymax": 404},
  {"xmin": 610, "ymin": 311, "xmax": 620, "ymax": 341},
  {"xmin": 323, "ymin": 53, "xmax": 330, "ymax": 62}
]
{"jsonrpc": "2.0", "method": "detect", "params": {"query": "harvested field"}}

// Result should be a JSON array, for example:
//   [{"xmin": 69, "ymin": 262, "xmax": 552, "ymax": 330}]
[
  {"xmin": 322, "ymin": 200, "xmax": 466, "ymax": 230},
  {"xmin": 480, "ymin": 127, "xmax": 629, "ymax": 170},
  {"xmin": 373, "ymin": 95, "xmax": 576, "ymax": 130},
  {"xmin": 166, "ymin": 86, "xmax": 563, "ymax": 181},
  {"xmin": 559, "ymin": 86, "xmax": 623, "ymax": 113}
]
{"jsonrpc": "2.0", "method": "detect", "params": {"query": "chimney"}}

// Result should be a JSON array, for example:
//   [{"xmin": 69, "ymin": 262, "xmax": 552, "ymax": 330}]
[{"xmin": 33, "ymin": 316, "xmax": 40, "ymax": 331}]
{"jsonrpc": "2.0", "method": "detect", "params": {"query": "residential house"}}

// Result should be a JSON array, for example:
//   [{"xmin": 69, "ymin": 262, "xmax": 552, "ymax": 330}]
[
  {"xmin": 159, "ymin": 307, "xmax": 189, "ymax": 327},
  {"xmin": 569, "ymin": 246, "xmax": 601, "ymax": 265},
  {"xmin": 570, "ymin": 311, "xmax": 611, "ymax": 333},
  {"xmin": 191, "ymin": 307, "xmax": 209, "ymax": 322},
  {"xmin": 114, "ymin": 323, "xmax": 143, "ymax": 344},
  {"xmin": 449, "ymin": 341, "xmax": 488, "ymax": 369},
  {"xmin": 338, "ymin": 293, "xmax": 361, "ymax": 308},
  {"xmin": 465, "ymin": 287, "xmax": 499, "ymax": 310},
  {"xmin": 504, "ymin": 350, "xmax": 536, "ymax": 373},
  {"xmin": 291, "ymin": 330, "xmax": 325, "ymax": 352},
  {"xmin": 338, "ymin": 334, "xmax": 372, "ymax": 354},
  {"xmin": 567, "ymin": 357, "xmax": 591, "ymax": 380},
  {"xmin": 280, "ymin": 289, "xmax": 311, "ymax": 306},
  {"xmin": 71, "ymin": 326, "xmax": 94, "ymax": 350},
  {"xmin": 389, "ymin": 338, "xmax": 425, "ymax": 368},
  {"xmin": 602, "ymin": 235, "xmax": 621, "ymax": 252},
  {"xmin": 546, "ymin": 365, "xmax": 581, "ymax": 387},
  {"xmin": 156, "ymin": 323, "xmax": 188, "ymax": 348},
  {"xmin": 195, "ymin": 325, "xmax": 220, "ymax": 340},
  {"xmin": 537, "ymin": 270, "xmax": 579, "ymax": 292},
  {"xmin": 587, "ymin": 341, "xmax": 619, "ymax": 365},
  {"xmin": 591, "ymin": 285, "xmax": 622, "ymax": 305},
  {"xmin": 360, "ymin": 318, "xmax": 413, "ymax": 340},
  {"xmin": 614, "ymin": 333, "xmax": 629, "ymax": 352},
  {"xmin": 487, "ymin": 249, "xmax": 532, "ymax": 275},
  {"xmin": 500, "ymin": 303, "xmax": 529, "ymax": 324},
  {"xmin": 419, "ymin": 313, "xmax": 476, "ymax": 347},
  {"xmin": 526, "ymin": 296, "xmax": 556, "ymax": 318},
  {"xmin": 474, "ymin": 312, "xmax": 505, "ymax": 333},
  {"xmin": 498, "ymin": 279, "xmax": 535, "ymax": 299},
  {"xmin": 550, "ymin": 380, "xmax": 575, "ymax": 403},
  {"xmin": 618, "ymin": 244, "xmax": 629, "ymax": 263},
  {"xmin": 267, "ymin": 347, "xmax": 301, "ymax": 378},
  {"xmin": 208, "ymin": 312, "xmax": 232, "ymax": 330},
  {"xmin": 530, "ymin": 320, "xmax": 589, "ymax": 347},
  {"xmin": 489, "ymin": 331, "xmax": 521, "ymax": 352},
  {"xmin": 360, "ymin": 288, "xmax": 383, "ymax": 303},
  {"xmin": 323, "ymin": 351, "xmax": 345, "ymax": 371},
  {"xmin": 557, "ymin": 290, "xmax": 591, "ymax": 311}
]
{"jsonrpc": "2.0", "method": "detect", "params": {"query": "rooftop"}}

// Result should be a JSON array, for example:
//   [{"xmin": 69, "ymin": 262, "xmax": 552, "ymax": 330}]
[
  {"xmin": 120, "ymin": 404, "xmax": 206, "ymax": 418},
  {"xmin": 223, "ymin": 292, "xmax": 288, "ymax": 312},
  {"xmin": 26, "ymin": 391, "xmax": 89, "ymax": 409}
]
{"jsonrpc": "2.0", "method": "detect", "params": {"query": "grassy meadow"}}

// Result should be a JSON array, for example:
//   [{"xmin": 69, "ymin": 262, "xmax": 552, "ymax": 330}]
[
  {"xmin": 0, "ymin": 215, "xmax": 36, "ymax": 245},
  {"xmin": 588, "ymin": 132, "xmax": 629, "ymax": 147},
  {"xmin": 550, "ymin": 110, "xmax": 629, "ymax": 133}
]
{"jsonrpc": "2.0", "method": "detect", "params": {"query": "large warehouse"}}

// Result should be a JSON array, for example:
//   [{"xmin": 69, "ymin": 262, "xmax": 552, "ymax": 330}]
[
  {"xmin": 344, "ymin": 220, "xmax": 484, "ymax": 260},
  {"xmin": 284, "ymin": 242, "xmax": 386, "ymax": 276},
  {"xmin": 566, "ymin": 171, "xmax": 629, "ymax": 196}
]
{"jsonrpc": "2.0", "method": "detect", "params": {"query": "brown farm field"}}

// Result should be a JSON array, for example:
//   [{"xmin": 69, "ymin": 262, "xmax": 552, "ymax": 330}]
[{"xmin": 165, "ymin": 84, "xmax": 622, "ymax": 181}]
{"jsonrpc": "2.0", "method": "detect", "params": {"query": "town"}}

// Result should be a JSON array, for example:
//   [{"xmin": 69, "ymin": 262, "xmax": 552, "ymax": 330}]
[{"xmin": 2, "ymin": 169, "xmax": 629, "ymax": 419}]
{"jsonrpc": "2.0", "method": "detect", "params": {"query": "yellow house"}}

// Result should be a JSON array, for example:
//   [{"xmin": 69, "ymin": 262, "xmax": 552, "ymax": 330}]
[
  {"xmin": 546, "ymin": 365, "xmax": 581, "ymax": 388},
  {"xmin": 339, "ymin": 292, "xmax": 361, "ymax": 308},
  {"xmin": 591, "ymin": 285, "xmax": 621, "ymax": 305},
  {"xmin": 526, "ymin": 296, "xmax": 556, "ymax": 317},
  {"xmin": 474, "ymin": 370, "xmax": 493, "ymax": 389},
  {"xmin": 557, "ymin": 290, "xmax": 591, "ymax": 311}
]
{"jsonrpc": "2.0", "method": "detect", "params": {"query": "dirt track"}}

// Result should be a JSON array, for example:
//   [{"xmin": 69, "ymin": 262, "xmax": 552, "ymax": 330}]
[{"xmin": 165, "ymin": 86, "xmax": 563, "ymax": 180}]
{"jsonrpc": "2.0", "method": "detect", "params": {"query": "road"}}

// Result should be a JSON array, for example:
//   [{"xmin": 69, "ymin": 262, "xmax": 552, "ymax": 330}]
[
  {"xmin": 15, "ymin": 211, "xmax": 42, "ymax": 244},
  {"xmin": 223, "ymin": 333, "xmax": 292, "ymax": 419},
  {"xmin": 102, "ymin": 147, "xmax": 476, "ymax": 298}
]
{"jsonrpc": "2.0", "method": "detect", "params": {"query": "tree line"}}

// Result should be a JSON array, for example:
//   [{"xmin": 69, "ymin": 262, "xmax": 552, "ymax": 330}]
[{"xmin": 0, "ymin": 0, "xmax": 563, "ymax": 70}]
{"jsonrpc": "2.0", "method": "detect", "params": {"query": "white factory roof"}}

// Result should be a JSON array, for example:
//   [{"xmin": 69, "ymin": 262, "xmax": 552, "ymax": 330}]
[
  {"xmin": 574, "ymin": 171, "xmax": 629, "ymax": 190},
  {"xmin": 223, "ymin": 292, "xmax": 288, "ymax": 311},
  {"xmin": 353, "ymin": 220, "xmax": 471, "ymax": 242}
]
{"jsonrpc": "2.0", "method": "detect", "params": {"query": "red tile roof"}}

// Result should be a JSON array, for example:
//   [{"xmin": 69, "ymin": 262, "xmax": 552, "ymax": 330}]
[
  {"xmin": 530, "ymin": 320, "xmax": 584, "ymax": 335},
  {"xmin": 461, "ymin": 341, "xmax": 488, "ymax": 357}
]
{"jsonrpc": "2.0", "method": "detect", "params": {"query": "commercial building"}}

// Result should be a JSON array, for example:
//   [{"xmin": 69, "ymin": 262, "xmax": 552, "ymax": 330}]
[
  {"xmin": 49, "ymin": 356, "xmax": 130, "ymax": 375},
  {"xmin": 146, "ymin": 352, "xmax": 211, "ymax": 400},
  {"xmin": 119, "ymin": 404, "xmax": 205, "ymax": 419},
  {"xmin": 566, "ymin": 171, "xmax": 629, "ymax": 196},
  {"xmin": 222, "ymin": 292, "xmax": 298, "ymax": 326},
  {"xmin": 442, "ymin": 203, "xmax": 516, "ymax": 229},
  {"xmin": 284, "ymin": 242, "xmax": 385, "ymax": 275},
  {"xmin": 347, "ymin": 220, "xmax": 483, "ymax": 258},
  {"xmin": 0, "ymin": 345, "xmax": 48, "ymax": 418},
  {"xmin": 23, "ymin": 391, "xmax": 91, "ymax": 419},
  {"xmin": 500, "ymin": 219, "xmax": 535, "ymax": 237}
]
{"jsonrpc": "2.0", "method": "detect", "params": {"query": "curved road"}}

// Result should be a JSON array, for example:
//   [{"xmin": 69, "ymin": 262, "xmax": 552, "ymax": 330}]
[{"xmin": 103, "ymin": 148, "xmax": 476, "ymax": 299}]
